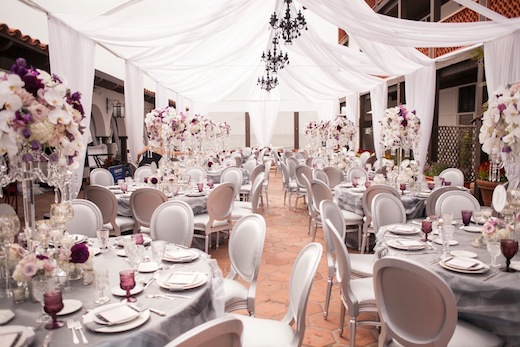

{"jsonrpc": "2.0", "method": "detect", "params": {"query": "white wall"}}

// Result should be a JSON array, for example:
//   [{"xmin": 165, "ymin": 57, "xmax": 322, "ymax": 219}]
[{"xmin": 439, "ymin": 88, "xmax": 458, "ymax": 126}]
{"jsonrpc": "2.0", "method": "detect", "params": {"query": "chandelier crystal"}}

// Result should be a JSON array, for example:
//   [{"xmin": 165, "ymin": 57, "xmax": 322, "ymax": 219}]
[{"xmin": 269, "ymin": 0, "xmax": 307, "ymax": 45}]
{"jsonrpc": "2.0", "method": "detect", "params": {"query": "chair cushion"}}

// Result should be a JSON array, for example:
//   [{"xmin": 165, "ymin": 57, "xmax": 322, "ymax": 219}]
[
  {"xmin": 193, "ymin": 214, "xmax": 229, "ymax": 230},
  {"xmin": 350, "ymin": 254, "xmax": 374, "ymax": 277},
  {"xmin": 231, "ymin": 314, "xmax": 295, "ymax": 347},
  {"xmin": 349, "ymin": 277, "xmax": 376, "ymax": 305},
  {"xmin": 222, "ymin": 279, "xmax": 248, "ymax": 310},
  {"xmin": 115, "ymin": 215, "xmax": 135, "ymax": 230},
  {"xmin": 340, "ymin": 209, "xmax": 363, "ymax": 222}
]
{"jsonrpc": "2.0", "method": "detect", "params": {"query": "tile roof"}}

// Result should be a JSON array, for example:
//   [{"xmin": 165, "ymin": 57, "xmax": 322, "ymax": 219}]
[{"xmin": 0, "ymin": 23, "xmax": 48, "ymax": 52}]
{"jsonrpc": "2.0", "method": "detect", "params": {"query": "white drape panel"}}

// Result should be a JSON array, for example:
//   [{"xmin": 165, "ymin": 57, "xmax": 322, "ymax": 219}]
[
  {"xmin": 247, "ymin": 97, "xmax": 280, "ymax": 147},
  {"xmin": 345, "ymin": 93, "xmax": 360, "ymax": 151},
  {"xmin": 155, "ymin": 82, "xmax": 168, "ymax": 109},
  {"xmin": 405, "ymin": 64, "xmax": 436, "ymax": 172},
  {"xmin": 315, "ymin": 100, "xmax": 339, "ymax": 121},
  {"xmin": 48, "ymin": 16, "xmax": 95, "ymax": 198},
  {"xmin": 370, "ymin": 83, "xmax": 388, "ymax": 160},
  {"xmin": 484, "ymin": 30, "xmax": 520, "ymax": 94},
  {"xmin": 124, "ymin": 62, "xmax": 144, "ymax": 163}
]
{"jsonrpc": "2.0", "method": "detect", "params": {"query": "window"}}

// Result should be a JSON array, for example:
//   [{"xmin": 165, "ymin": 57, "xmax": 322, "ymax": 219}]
[{"xmin": 458, "ymin": 85, "xmax": 475, "ymax": 113}]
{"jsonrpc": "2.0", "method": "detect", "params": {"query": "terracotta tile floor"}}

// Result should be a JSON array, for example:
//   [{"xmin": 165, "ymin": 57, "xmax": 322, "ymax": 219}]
[{"xmin": 27, "ymin": 169, "xmax": 379, "ymax": 347}]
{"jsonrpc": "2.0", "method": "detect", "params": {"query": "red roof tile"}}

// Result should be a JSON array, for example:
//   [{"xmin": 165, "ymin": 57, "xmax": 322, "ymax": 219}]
[{"xmin": 0, "ymin": 23, "xmax": 48, "ymax": 52}]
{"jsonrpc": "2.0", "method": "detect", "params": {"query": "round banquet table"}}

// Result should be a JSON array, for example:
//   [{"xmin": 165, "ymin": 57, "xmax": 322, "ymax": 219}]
[
  {"xmin": 375, "ymin": 220, "xmax": 520, "ymax": 346},
  {"xmin": 0, "ymin": 239, "xmax": 224, "ymax": 347}
]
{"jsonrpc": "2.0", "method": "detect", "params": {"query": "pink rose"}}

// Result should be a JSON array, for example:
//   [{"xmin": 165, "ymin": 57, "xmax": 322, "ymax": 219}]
[
  {"xmin": 42, "ymin": 259, "xmax": 55, "ymax": 272},
  {"xmin": 22, "ymin": 261, "xmax": 38, "ymax": 278},
  {"xmin": 29, "ymin": 101, "xmax": 49, "ymax": 122},
  {"xmin": 482, "ymin": 221, "xmax": 495, "ymax": 235},
  {"xmin": 14, "ymin": 88, "xmax": 35, "ymax": 106}
]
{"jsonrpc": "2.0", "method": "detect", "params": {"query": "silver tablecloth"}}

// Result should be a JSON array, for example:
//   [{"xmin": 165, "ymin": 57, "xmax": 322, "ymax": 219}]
[
  {"xmin": 0, "ymin": 240, "xmax": 224, "ymax": 347},
  {"xmin": 375, "ymin": 221, "xmax": 520, "ymax": 346},
  {"xmin": 116, "ymin": 193, "xmax": 208, "ymax": 217}
]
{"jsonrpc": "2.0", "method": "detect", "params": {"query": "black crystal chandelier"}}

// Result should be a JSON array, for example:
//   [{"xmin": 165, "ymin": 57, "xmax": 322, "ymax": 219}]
[
  {"xmin": 261, "ymin": 36, "xmax": 290, "ymax": 72},
  {"xmin": 257, "ymin": 70, "xmax": 278, "ymax": 92}
]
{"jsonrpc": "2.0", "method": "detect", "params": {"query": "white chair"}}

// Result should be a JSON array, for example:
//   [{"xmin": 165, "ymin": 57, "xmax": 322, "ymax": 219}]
[
  {"xmin": 311, "ymin": 156, "xmax": 328, "ymax": 169},
  {"xmin": 222, "ymin": 214, "xmax": 266, "ymax": 316},
  {"xmin": 280, "ymin": 163, "xmax": 298, "ymax": 209},
  {"xmin": 425, "ymin": 186, "xmax": 460, "ymax": 216},
  {"xmin": 0, "ymin": 203, "xmax": 16, "ymax": 215},
  {"xmin": 84, "ymin": 184, "xmax": 135, "ymax": 236},
  {"xmin": 134, "ymin": 165, "xmax": 153, "ymax": 183},
  {"xmin": 294, "ymin": 165, "xmax": 312, "ymax": 210},
  {"xmin": 66, "ymin": 199, "xmax": 103, "ymax": 238},
  {"xmin": 89, "ymin": 168, "xmax": 115, "ymax": 186},
  {"xmin": 185, "ymin": 167, "xmax": 207, "ymax": 183},
  {"xmin": 346, "ymin": 167, "xmax": 368, "ymax": 183},
  {"xmin": 240, "ymin": 163, "xmax": 264, "ymax": 201},
  {"xmin": 323, "ymin": 166, "xmax": 343, "ymax": 188},
  {"xmin": 286, "ymin": 157, "xmax": 298, "ymax": 181},
  {"xmin": 129, "ymin": 187, "xmax": 168, "ymax": 234},
  {"xmin": 150, "ymin": 200, "xmax": 194, "ymax": 247},
  {"xmin": 221, "ymin": 167, "xmax": 244, "ymax": 199},
  {"xmin": 324, "ymin": 219, "xmax": 379, "ymax": 345},
  {"xmin": 165, "ymin": 316, "xmax": 243, "ymax": 347},
  {"xmin": 223, "ymin": 157, "xmax": 238, "ymax": 168},
  {"xmin": 243, "ymin": 159, "xmax": 257, "ymax": 174},
  {"xmin": 360, "ymin": 185, "xmax": 401, "ymax": 254},
  {"xmin": 359, "ymin": 151, "xmax": 371, "ymax": 167},
  {"xmin": 434, "ymin": 190, "xmax": 480, "ymax": 217},
  {"xmin": 373, "ymin": 256, "xmax": 503, "ymax": 347},
  {"xmin": 232, "ymin": 173, "xmax": 265, "ymax": 220},
  {"xmin": 231, "ymin": 242, "xmax": 323, "ymax": 347},
  {"xmin": 370, "ymin": 193, "xmax": 406, "ymax": 235},
  {"xmin": 193, "ymin": 183, "xmax": 235, "ymax": 253},
  {"xmin": 439, "ymin": 167, "xmax": 465, "ymax": 187},
  {"xmin": 313, "ymin": 169, "xmax": 329, "ymax": 186},
  {"xmin": 320, "ymin": 200, "xmax": 374, "ymax": 319},
  {"xmin": 262, "ymin": 159, "xmax": 272, "ymax": 207}
]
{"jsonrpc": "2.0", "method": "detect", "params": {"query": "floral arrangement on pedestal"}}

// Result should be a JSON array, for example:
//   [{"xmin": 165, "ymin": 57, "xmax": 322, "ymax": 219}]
[
  {"xmin": 0, "ymin": 58, "xmax": 85, "ymax": 169},
  {"xmin": 219, "ymin": 122, "xmax": 231, "ymax": 138},
  {"xmin": 10, "ymin": 244, "xmax": 55, "ymax": 283},
  {"xmin": 482, "ymin": 218, "xmax": 512, "ymax": 242},
  {"xmin": 479, "ymin": 81, "xmax": 520, "ymax": 182},
  {"xmin": 330, "ymin": 116, "xmax": 356, "ymax": 149},
  {"xmin": 144, "ymin": 106, "xmax": 188, "ymax": 151},
  {"xmin": 379, "ymin": 105, "xmax": 420, "ymax": 154}
]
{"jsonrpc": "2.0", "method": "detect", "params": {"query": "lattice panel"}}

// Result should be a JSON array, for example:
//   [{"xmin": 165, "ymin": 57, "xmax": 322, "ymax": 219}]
[
  {"xmin": 435, "ymin": 126, "xmax": 477, "ymax": 181},
  {"xmin": 490, "ymin": 0, "xmax": 520, "ymax": 18}
]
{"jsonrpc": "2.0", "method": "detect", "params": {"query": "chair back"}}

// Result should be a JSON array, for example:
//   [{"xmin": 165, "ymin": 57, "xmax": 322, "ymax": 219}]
[
  {"xmin": 283, "ymin": 242, "xmax": 323, "ymax": 346},
  {"xmin": 228, "ymin": 214, "xmax": 266, "ymax": 284},
  {"xmin": 373, "ymin": 256, "xmax": 457, "ymax": 347},
  {"xmin": 365, "ymin": 154, "xmax": 377, "ymax": 169},
  {"xmin": 439, "ymin": 168, "xmax": 465, "ymax": 187},
  {"xmin": 134, "ymin": 166, "xmax": 153, "ymax": 183},
  {"xmin": 250, "ymin": 173, "xmax": 265, "ymax": 213},
  {"xmin": 301, "ymin": 174, "xmax": 314, "ymax": 218},
  {"xmin": 359, "ymin": 151, "xmax": 371, "ymax": 166},
  {"xmin": 221, "ymin": 167, "xmax": 243, "ymax": 198},
  {"xmin": 424, "ymin": 186, "xmax": 460, "ymax": 216},
  {"xmin": 90, "ymin": 168, "xmax": 115, "ymax": 186},
  {"xmin": 165, "ymin": 316, "xmax": 243, "ymax": 347},
  {"xmin": 84, "ymin": 184, "xmax": 119, "ymax": 232},
  {"xmin": 346, "ymin": 167, "xmax": 368, "ymax": 182},
  {"xmin": 311, "ymin": 156, "xmax": 328, "ymax": 169},
  {"xmin": 371, "ymin": 193, "xmax": 406, "ymax": 233},
  {"xmin": 243, "ymin": 159, "xmax": 257, "ymax": 174},
  {"xmin": 150, "ymin": 200, "xmax": 194, "ymax": 246},
  {"xmin": 222, "ymin": 157, "xmax": 237, "ymax": 168},
  {"xmin": 287, "ymin": 157, "xmax": 298, "ymax": 180},
  {"xmin": 207, "ymin": 183, "xmax": 235, "ymax": 221},
  {"xmin": 321, "ymin": 201, "xmax": 346, "ymax": 278},
  {"xmin": 362, "ymin": 185, "xmax": 400, "ymax": 222},
  {"xmin": 310, "ymin": 179, "xmax": 333, "ymax": 215},
  {"xmin": 129, "ymin": 188, "xmax": 168, "ymax": 232},
  {"xmin": 185, "ymin": 167, "xmax": 207, "ymax": 183},
  {"xmin": 323, "ymin": 166, "xmax": 343, "ymax": 188},
  {"xmin": 263, "ymin": 159, "xmax": 272, "ymax": 184},
  {"xmin": 434, "ymin": 190, "xmax": 480, "ymax": 217},
  {"xmin": 280, "ymin": 162, "xmax": 291, "ymax": 190},
  {"xmin": 295, "ymin": 165, "xmax": 312, "ymax": 190},
  {"xmin": 66, "ymin": 199, "xmax": 103, "ymax": 238},
  {"xmin": 306, "ymin": 157, "xmax": 314, "ymax": 167},
  {"xmin": 313, "ymin": 169, "xmax": 329, "ymax": 186},
  {"xmin": 0, "ymin": 203, "xmax": 16, "ymax": 215}
]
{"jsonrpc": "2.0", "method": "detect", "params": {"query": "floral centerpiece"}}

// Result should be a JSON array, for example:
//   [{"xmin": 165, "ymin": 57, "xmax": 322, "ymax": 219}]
[
  {"xmin": 219, "ymin": 122, "xmax": 231, "ymax": 138},
  {"xmin": 379, "ymin": 105, "xmax": 420, "ymax": 153},
  {"xmin": 58, "ymin": 242, "xmax": 90, "ymax": 280},
  {"xmin": 481, "ymin": 218, "xmax": 512, "ymax": 242},
  {"xmin": 330, "ymin": 116, "xmax": 356, "ymax": 149},
  {"xmin": 10, "ymin": 244, "xmax": 55, "ymax": 283},
  {"xmin": 0, "ymin": 58, "xmax": 85, "ymax": 169}
]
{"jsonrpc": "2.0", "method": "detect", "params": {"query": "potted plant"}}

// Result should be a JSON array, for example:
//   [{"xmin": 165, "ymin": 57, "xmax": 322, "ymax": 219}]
[
  {"xmin": 423, "ymin": 162, "xmax": 449, "ymax": 181},
  {"xmin": 475, "ymin": 161, "xmax": 507, "ymax": 207}
]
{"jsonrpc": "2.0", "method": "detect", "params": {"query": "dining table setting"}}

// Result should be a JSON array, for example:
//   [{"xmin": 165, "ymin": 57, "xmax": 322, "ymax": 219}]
[
  {"xmin": 0, "ymin": 233, "xmax": 224, "ymax": 347},
  {"xmin": 374, "ymin": 212, "xmax": 520, "ymax": 346}
]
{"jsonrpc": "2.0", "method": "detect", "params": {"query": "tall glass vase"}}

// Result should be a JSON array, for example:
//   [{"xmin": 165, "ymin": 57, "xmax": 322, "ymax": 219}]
[{"xmin": 21, "ymin": 163, "xmax": 36, "ymax": 251}]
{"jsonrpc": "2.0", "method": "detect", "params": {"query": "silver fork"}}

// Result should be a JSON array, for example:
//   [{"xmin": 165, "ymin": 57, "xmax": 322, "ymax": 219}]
[
  {"xmin": 74, "ymin": 320, "xmax": 88, "ymax": 344},
  {"xmin": 66, "ymin": 319, "xmax": 79, "ymax": 344}
]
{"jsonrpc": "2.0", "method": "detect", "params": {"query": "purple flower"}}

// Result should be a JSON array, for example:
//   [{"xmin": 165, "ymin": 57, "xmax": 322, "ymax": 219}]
[
  {"xmin": 144, "ymin": 177, "xmax": 149, "ymax": 183},
  {"xmin": 67, "ymin": 91, "xmax": 84, "ymax": 115},
  {"xmin": 51, "ymin": 73, "xmax": 62, "ymax": 84},
  {"xmin": 208, "ymin": 161, "xmax": 213, "ymax": 168},
  {"xmin": 502, "ymin": 146, "xmax": 512, "ymax": 153},
  {"xmin": 22, "ymin": 153, "xmax": 33, "ymax": 162},
  {"xmin": 150, "ymin": 177, "xmax": 158, "ymax": 185},
  {"xmin": 497, "ymin": 103, "xmax": 506, "ymax": 113},
  {"xmin": 11, "ymin": 58, "xmax": 28, "ymax": 77},
  {"xmin": 36, "ymin": 254, "xmax": 49, "ymax": 261},
  {"xmin": 49, "ymin": 153, "xmax": 59, "ymax": 162},
  {"xmin": 70, "ymin": 243, "xmax": 90, "ymax": 263},
  {"xmin": 22, "ymin": 74, "xmax": 44, "ymax": 96},
  {"xmin": 30, "ymin": 140, "xmax": 41, "ymax": 151},
  {"xmin": 22, "ymin": 128, "xmax": 31, "ymax": 139},
  {"xmin": 15, "ymin": 109, "xmax": 31, "ymax": 124}
]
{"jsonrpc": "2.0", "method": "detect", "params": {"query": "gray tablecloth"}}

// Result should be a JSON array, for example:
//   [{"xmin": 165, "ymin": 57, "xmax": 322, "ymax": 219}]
[
  {"xmin": 116, "ymin": 193, "xmax": 208, "ymax": 217},
  {"xmin": 375, "ymin": 221, "xmax": 520, "ymax": 346},
  {"xmin": 0, "ymin": 240, "xmax": 224, "ymax": 347}
]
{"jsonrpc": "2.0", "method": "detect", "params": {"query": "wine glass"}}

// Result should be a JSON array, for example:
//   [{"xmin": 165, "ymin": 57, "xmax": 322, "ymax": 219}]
[
  {"xmin": 32, "ymin": 275, "xmax": 56, "ymax": 323},
  {"xmin": 125, "ymin": 242, "xmax": 144, "ymax": 283},
  {"xmin": 50, "ymin": 201, "xmax": 74, "ymax": 233},
  {"xmin": 441, "ymin": 211, "xmax": 454, "ymax": 226},
  {"xmin": 461, "ymin": 210, "xmax": 472, "ymax": 226},
  {"xmin": 438, "ymin": 225, "xmax": 455, "ymax": 259},
  {"xmin": 94, "ymin": 269, "xmax": 110, "ymax": 304},
  {"xmin": 421, "ymin": 219, "xmax": 433, "ymax": 242},
  {"xmin": 352, "ymin": 177, "xmax": 358, "ymax": 188},
  {"xmin": 43, "ymin": 290, "xmax": 65, "ymax": 329},
  {"xmin": 399, "ymin": 182, "xmax": 407, "ymax": 195},
  {"xmin": 486, "ymin": 241, "xmax": 501, "ymax": 268},
  {"xmin": 500, "ymin": 239, "xmax": 519, "ymax": 272},
  {"xmin": 119, "ymin": 270, "xmax": 137, "ymax": 302},
  {"xmin": 121, "ymin": 182, "xmax": 128, "ymax": 193}
]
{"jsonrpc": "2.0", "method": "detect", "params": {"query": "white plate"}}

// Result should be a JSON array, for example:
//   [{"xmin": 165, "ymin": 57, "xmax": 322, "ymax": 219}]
[
  {"xmin": 416, "ymin": 192, "xmax": 431, "ymax": 198},
  {"xmin": 450, "ymin": 250, "xmax": 478, "ymax": 258},
  {"xmin": 93, "ymin": 304, "xmax": 141, "ymax": 325},
  {"xmin": 386, "ymin": 224, "xmax": 421, "ymax": 235},
  {"xmin": 114, "ymin": 235, "xmax": 152, "ymax": 247},
  {"xmin": 492, "ymin": 184, "xmax": 507, "ymax": 213},
  {"xmin": 0, "ymin": 326, "xmax": 35, "ymax": 347},
  {"xmin": 337, "ymin": 182, "xmax": 353, "ymax": 188},
  {"xmin": 386, "ymin": 239, "xmax": 425, "ymax": 251},
  {"xmin": 116, "ymin": 249, "xmax": 126, "ymax": 257},
  {"xmin": 185, "ymin": 192, "xmax": 206, "ymax": 197},
  {"xmin": 462, "ymin": 225, "xmax": 481, "ymax": 233},
  {"xmin": 157, "ymin": 272, "xmax": 208, "ymax": 291},
  {"xmin": 111, "ymin": 283, "xmax": 144, "ymax": 297},
  {"xmin": 138, "ymin": 262, "xmax": 159, "ymax": 273},
  {"xmin": 439, "ymin": 257, "xmax": 489, "ymax": 274},
  {"xmin": 349, "ymin": 187, "xmax": 366, "ymax": 193},
  {"xmin": 433, "ymin": 238, "xmax": 459, "ymax": 246},
  {"xmin": 163, "ymin": 249, "xmax": 200, "ymax": 263},
  {"xmin": 84, "ymin": 303, "xmax": 150, "ymax": 333},
  {"xmin": 57, "ymin": 299, "xmax": 83, "ymax": 316},
  {"xmin": 0, "ymin": 310, "xmax": 14, "ymax": 325},
  {"xmin": 107, "ymin": 185, "xmax": 120, "ymax": 190}
]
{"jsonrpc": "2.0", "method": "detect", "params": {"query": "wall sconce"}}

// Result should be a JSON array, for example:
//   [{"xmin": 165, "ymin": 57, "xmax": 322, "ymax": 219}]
[{"xmin": 106, "ymin": 98, "xmax": 125, "ymax": 118}]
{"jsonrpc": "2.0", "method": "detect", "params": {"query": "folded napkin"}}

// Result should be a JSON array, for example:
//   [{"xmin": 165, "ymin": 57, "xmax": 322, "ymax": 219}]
[
  {"xmin": 167, "ymin": 272, "xmax": 198, "ymax": 286},
  {"xmin": 164, "ymin": 249, "xmax": 194, "ymax": 260},
  {"xmin": 392, "ymin": 225, "xmax": 416, "ymax": 232},
  {"xmin": 0, "ymin": 332, "xmax": 21, "ymax": 347},
  {"xmin": 396, "ymin": 240, "xmax": 424, "ymax": 248},
  {"xmin": 445, "ymin": 257, "xmax": 479, "ymax": 270},
  {"xmin": 0, "ymin": 310, "xmax": 15, "ymax": 325},
  {"xmin": 96, "ymin": 304, "xmax": 140, "ymax": 325},
  {"xmin": 510, "ymin": 261, "xmax": 520, "ymax": 272}
]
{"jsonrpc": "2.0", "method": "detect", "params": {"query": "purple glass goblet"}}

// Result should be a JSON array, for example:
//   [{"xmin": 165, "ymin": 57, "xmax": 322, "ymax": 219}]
[
  {"xmin": 421, "ymin": 220, "xmax": 433, "ymax": 242},
  {"xmin": 207, "ymin": 179, "xmax": 214, "ymax": 189},
  {"xmin": 43, "ymin": 290, "xmax": 65, "ymax": 329},
  {"xmin": 399, "ymin": 183, "xmax": 407, "ymax": 195},
  {"xmin": 365, "ymin": 181, "xmax": 371, "ymax": 189},
  {"xmin": 461, "ymin": 210, "xmax": 472, "ymax": 226},
  {"xmin": 132, "ymin": 233, "xmax": 144, "ymax": 245},
  {"xmin": 500, "ymin": 239, "xmax": 519, "ymax": 272},
  {"xmin": 120, "ymin": 270, "xmax": 137, "ymax": 302},
  {"xmin": 352, "ymin": 177, "xmax": 358, "ymax": 188},
  {"xmin": 197, "ymin": 182, "xmax": 204, "ymax": 193}
]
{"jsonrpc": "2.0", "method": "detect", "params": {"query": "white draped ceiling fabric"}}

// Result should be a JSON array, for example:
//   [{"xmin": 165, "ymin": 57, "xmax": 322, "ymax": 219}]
[{"xmin": 24, "ymin": 0, "xmax": 520, "ymax": 197}]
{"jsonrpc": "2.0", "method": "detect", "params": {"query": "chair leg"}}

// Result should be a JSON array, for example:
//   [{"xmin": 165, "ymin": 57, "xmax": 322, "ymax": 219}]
[
  {"xmin": 204, "ymin": 235, "xmax": 209, "ymax": 253},
  {"xmin": 265, "ymin": 190, "xmax": 269, "ymax": 207},
  {"xmin": 323, "ymin": 276, "xmax": 333, "ymax": 318},
  {"xmin": 339, "ymin": 301, "xmax": 346, "ymax": 336},
  {"xmin": 349, "ymin": 317, "xmax": 357, "ymax": 347},
  {"xmin": 216, "ymin": 232, "xmax": 220, "ymax": 250}
]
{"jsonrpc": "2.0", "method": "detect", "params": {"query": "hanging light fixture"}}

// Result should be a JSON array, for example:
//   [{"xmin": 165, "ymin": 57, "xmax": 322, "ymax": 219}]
[
  {"xmin": 257, "ymin": 70, "xmax": 278, "ymax": 92},
  {"xmin": 269, "ymin": 0, "xmax": 307, "ymax": 45},
  {"xmin": 261, "ymin": 36, "xmax": 290, "ymax": 73}
]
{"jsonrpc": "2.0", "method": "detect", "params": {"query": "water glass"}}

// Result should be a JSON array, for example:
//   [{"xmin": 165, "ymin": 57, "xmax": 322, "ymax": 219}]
[
  {"xmin": 472, "ymin": 209, "xmax": 483, "ymax": 224},
  {"xmin": 96, "ymin": 228, "xmax": 110, "ymax": 252},
  {"xmin": 441, "ymin": 211, "xmax": 454, "ymax": 226},
  {"xmin": 461, "ymin": 210, "xmax": 472, "ymax": 226},
  {"xmin": 43, "ymin": 290, "xmax": 65, "ymax": 329},
  {"xmin": 94, "ymin": 269, "xmax": 110, "ymax": 304},
  {"xmin": 439, "ymin": 225, "xmax": 455, "ymax": 259},
  {"xmin": 486, "ymin": 241, "xmax": 501, "ymax": 268},
  {"xmin": 481, "ymin": 207, "xmax": 493, "ymax": 220},
  {"xmin": 151, "ymin": 240, "xmax": 166, "ymax": 265}
]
